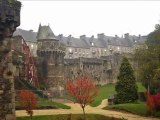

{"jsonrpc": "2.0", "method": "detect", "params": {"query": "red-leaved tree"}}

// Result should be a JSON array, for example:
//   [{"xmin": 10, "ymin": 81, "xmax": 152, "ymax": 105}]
[
  {"xmin": 145, "ymin": 92, "xmax": 160, "ymax": 115},
  {"xmin": 66, "ymin": 76, "xmax": 98, "ymax": 117},
  {"xmin": 19, "ymin": 90, "xmax": 37, "ymax": 120}
]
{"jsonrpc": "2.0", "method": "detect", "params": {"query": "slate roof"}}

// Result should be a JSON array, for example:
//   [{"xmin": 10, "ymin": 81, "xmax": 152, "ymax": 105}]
[
  {"xmin": 13, "ymin": 26, "xmax": 147, "ymax": 48},
  {"xmin": 13, "ymin": 28, "xmax": 37, "ymax": 42},
  {"xmin": 103, "ymin": 35, "xmax": 133, "ymax": 47},
  {"xmin": 57, "ymin": 35, "xmax": 89, "ymax": 48},
  {"xmin": 37, "ymin": 24, "xmax": 56, "ymax": 40}
]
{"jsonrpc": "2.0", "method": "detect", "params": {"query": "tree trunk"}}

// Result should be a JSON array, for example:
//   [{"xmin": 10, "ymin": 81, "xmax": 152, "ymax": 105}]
[
  {"xmin": 82, "ymin": 107, "xmax": 86, "ymax": 120},
  {"xmin": 30, "ymin": 114, "xmax": 32, "ymax": 120}
]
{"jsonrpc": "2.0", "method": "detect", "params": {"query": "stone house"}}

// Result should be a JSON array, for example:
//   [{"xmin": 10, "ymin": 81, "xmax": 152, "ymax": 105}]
[{"xmin": 13, "ymin": 24, "xmax": 147, "ymax": 85}]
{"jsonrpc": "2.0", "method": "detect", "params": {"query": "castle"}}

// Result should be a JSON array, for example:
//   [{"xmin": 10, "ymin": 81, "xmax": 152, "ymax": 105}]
[{"xmin": 13, "ymin": 24, "xmax": 146, "ymax": 96}]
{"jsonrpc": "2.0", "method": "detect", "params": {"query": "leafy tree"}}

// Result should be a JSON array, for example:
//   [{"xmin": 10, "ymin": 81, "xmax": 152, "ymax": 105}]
[
  {"xmin": 115, "ymin": 57, "xmax": 138, "ymax": 104},
  {"xmin": 66, "ymin": 76, "xmax": 98, "ymax": 118},
  {"xmin": 19, "ymin": 90, "xmax": 37, "ymax": 120},
  {"xmin": 134, "ymin": 24, "xmax": 160, "ymax": 94}
]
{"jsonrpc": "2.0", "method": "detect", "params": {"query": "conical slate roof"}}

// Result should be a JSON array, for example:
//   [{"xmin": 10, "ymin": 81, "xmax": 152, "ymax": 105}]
[{"xmin": 37, "ymin": 24, "xmax": 56, "ymax": 40}]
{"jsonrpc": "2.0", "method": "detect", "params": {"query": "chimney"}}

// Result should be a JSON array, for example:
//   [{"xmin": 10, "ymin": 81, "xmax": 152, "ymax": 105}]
[
  {"xmin": 124, "ymin": 33, "xmax": 129, "ymax": 39},
  {"xmin": 68, "ymin": 34, "xmax": 72, "ymax": 40},
  {"xmin": 121, "ymin": 34, "xmax": 123, "ymax": 38},
  {"xmin": 80, "ymin": 35, "xmax": 86, "ymax": 40},
  {"xmin": 139, "ymin": 34, "xmax": 141, "ymax": 39},
  {"xmin": 97, "ymin": 33, "xmax": 104, "ymax": 40},
  {"xmin": 115, "ymin": 35, "xmax": 118, "ymax": 38},
  {"xmin": 91, "ymin": 35, "xmax": 94, "ymax": 40},
  {"xmin": 29, "ymin": 29, "xmax": 33, "ymax": 32}
]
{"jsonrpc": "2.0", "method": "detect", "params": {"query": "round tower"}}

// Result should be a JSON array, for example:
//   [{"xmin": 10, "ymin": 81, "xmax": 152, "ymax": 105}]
[{"xmin": 37, "ymin": 24, "xmax": 65, "ymax": 97}]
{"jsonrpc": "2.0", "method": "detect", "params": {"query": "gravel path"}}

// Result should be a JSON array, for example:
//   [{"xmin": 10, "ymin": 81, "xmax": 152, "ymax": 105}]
[{"xmin": 16, "ymin": 99, "xmax": 159, "ymax": 120}]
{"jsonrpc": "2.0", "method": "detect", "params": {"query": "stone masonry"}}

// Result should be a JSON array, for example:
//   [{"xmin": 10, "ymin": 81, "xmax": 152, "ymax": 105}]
[
  {"xmin": 0, "ymin": 0, "xmax": 21, "ymax": 119},
  {"xmin": 37, "ymin": 24, "xmax": 66, "ymax": 97}
]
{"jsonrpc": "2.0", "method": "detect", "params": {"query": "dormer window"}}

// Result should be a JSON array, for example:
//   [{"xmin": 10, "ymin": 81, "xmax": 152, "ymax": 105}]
[
  {"xmin": 91, "ymin": 42, "xmax": 94, "ymax": 46},
  {"xmin": 69, "ymin": 48, "xmax": 73, "ymax": 53},
  {"xmin": 31, "ymin": 44, "xmax": 34, "ymax": 48}
]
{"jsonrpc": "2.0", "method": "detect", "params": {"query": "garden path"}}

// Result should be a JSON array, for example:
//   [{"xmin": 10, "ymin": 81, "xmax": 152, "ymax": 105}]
[{"xmin": 16, "ymin": 99, "xmax": 159, "ymax": 120}]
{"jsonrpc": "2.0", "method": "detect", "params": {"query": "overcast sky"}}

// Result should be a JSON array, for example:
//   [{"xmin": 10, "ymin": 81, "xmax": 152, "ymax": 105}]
[{"xmin": 18, "ymin": 1, "xmax": 160, "ymax": 38}]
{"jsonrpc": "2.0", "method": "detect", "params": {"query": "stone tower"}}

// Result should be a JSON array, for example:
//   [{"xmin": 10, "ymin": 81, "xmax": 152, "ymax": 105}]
[
  {"xmin": 37, "ymin": 24, "xmax": 65, "ymax": 97},
  {"xmin": 0, "ymin": 0, "xmax": 21, "ymax": 120}
]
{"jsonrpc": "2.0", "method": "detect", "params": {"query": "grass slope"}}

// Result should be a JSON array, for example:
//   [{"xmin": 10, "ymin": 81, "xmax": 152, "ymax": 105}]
[
  {"xmin": 90, "ymin": 84, "xmax": 116, "ymax": 107},
  {"xmin": 16, "ymin": 114, "xmax": 125, "ymax": 120},
  {"xmin": 16, "ymin": 99, "xmax": 71, "ymax": 109},
  {"xmin": 90, "ymin": 82, "xmax": 146, "ymax": 107},
  {"xmin": 38, "ymin": 99, "xmax": 71, "ymax": 109},
  {"xmin": 103, "ymin": 102, "xmax": 147, "ymax": 116}
]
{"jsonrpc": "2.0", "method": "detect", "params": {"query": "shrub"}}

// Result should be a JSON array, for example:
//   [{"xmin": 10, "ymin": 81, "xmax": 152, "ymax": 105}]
[
  {"xmin": 146, "ymin": 92, "xmax": 160, "ymax": 115},
  {"xmin": 19, "ymin": 90, "xmax": 37, "ymax": 120}
]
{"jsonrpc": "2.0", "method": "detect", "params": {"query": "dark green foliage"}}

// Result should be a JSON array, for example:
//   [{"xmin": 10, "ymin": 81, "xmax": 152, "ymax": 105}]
[
  {"xmin": 147, "ymin": 24, "xmax": 160, "ymax": 45},
  {"xmin": 115, "ymin": 57, "xmax": 138, "ymax": 104},
  {"xmin": 134, "ymin": 24, "xmax": 160, "ymax": 94},
  {"xmin": 104, "ymin": 102, "xmax": 160, "ymax": 117},
  {"xmin": 103, "ymin": 102, "xmax": 147, "ymax": 116}
]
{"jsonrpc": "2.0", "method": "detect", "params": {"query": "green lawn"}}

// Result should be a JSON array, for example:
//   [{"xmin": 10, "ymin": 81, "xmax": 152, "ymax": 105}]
[
  {"xmin": 90, "ymin": 82, "xmax": 146, "ymax": 107},
  {"xmin": 90, "ymin": 84, "xmax": 116, "ymax": 107},
  {"xmin": 38, "ymin": 99, "xmax": 71, "ymax": 109},
  {"xmin": 103, "ymin": 102, "xmax": 147, "ymax": 116},
  {"xmin": 137, "ymin": 82, "xmax": 146, "ymax": 92},
  {"xmin": 16, "ymin": 99, "xmax": 71, "ymax": 109},
  {"xmin": 16, "ymin": 114, "xmax": 126, "ymax": 120}
]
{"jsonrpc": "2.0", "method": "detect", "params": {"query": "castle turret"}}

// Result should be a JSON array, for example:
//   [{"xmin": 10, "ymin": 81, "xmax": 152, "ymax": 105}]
[{"xmin": 37, "ymin": 25, "xmax": 65, "ymax": 97}]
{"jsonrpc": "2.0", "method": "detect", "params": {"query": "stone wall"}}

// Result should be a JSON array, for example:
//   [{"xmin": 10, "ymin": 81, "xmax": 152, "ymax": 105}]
[
  {"xmin": 64, "ymin": 54, "xmax": 122, "ymax": 84},
  {"xmin": 37, "ymin": 38, "xmax": 65, "ymax": 97},
  {"xmin": 0, "ymin": 38, "xmax": 16, "ymax": 120},
  {"xmin": 0, "ymin": 0, "xmax": 21, "ymax": 119}
]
